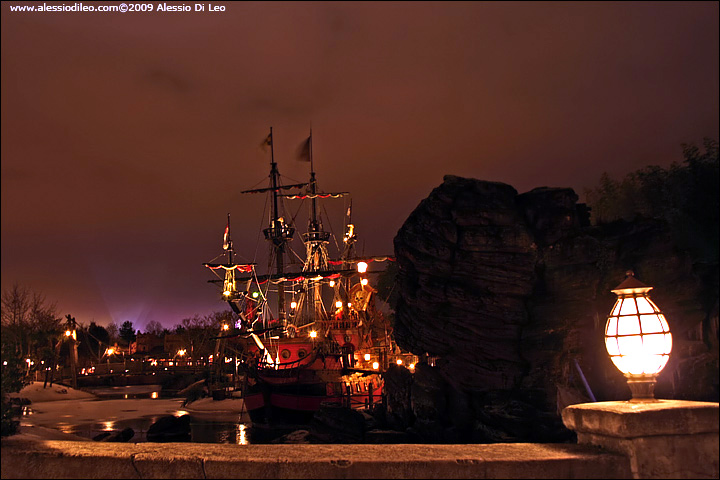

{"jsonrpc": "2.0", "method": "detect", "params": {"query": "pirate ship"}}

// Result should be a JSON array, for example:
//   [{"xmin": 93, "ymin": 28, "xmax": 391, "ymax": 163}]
[{"xmin": 204, "ymin": 128, "xmax": 407, "ymax": 424}]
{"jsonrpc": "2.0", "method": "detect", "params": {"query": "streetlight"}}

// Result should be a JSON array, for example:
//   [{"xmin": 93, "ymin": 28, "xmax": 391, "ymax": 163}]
[
  {"xmin": 604, "ymin": 271, "xmax": 672, "ymax": 402},
  {"xmin": 106, "ymin": 347, "xmax": 115, "ymax": 373}
]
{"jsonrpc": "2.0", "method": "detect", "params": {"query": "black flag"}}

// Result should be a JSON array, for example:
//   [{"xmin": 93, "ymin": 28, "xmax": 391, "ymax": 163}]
[{"xmin": 297, "ymin": 135, "xmax": 311, "ymax": 162}]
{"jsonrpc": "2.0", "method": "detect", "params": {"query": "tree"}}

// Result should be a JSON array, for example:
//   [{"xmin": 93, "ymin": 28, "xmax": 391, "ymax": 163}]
[
  {"xmin": 106, "ymin": 322, "xmax": 119, "ymax": 345},
  {"xmin": 584, "ymin": 138, "xmax": 718, "ymax": 263},
  {"xmin": 119, "ymin": 320, "xmax": 136, "ymax": 346},
  {"xmin": 1, "ymin": 335, "xmax": 29, "ymax": 437},
  {"xmin": 145, "ymin": 320, "xmax": 165, "ymax": 336},
  {"xmin": 1, "ymin": 283, "xmax": 60, "ymax": 362},
  {"xmin": 87, "ymin": 322, "xmax": 110, "ymax": 360}
]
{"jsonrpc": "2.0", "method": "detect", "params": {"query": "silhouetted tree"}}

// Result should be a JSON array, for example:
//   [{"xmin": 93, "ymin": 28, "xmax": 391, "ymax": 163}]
[
  {"xmin": 87, "ymin": 322, "xmax": 110, "ymax": 359},
  {"xmin": 119, "ymin": 321, "xmax": 136, "ymax": 345},
  {"xmin": 1, "ymin": 283, "xmax": 60, "ymax": 364},
  {"xmin": 145, "ymin": 320, "xmax": 165, "ymax": 336},
  {"xmin": 106, "ymin": 322, "xmax": 120, "ymax": 345},
  {"xmin": 585, "ymin": 138, "xmax": 718, "ymax": 263},
  {"xmin": 1, "ymin": 335, "xmax": 28, "ymax": 437}
]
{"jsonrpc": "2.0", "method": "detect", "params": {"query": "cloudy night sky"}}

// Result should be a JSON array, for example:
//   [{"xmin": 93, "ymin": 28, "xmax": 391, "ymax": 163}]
[{"xmin": 1, "ymin": 1, "xmax": 718, "ymax": 331}]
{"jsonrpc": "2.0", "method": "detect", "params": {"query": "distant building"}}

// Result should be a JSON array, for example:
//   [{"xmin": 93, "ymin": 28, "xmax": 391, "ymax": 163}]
[
  {"xmin": 164, "ymin": 333, "xmax": 185, "ymax": 356},
  {"xmin": 132, "ymin": 333, "xmax": 164, "ymax": 355}
]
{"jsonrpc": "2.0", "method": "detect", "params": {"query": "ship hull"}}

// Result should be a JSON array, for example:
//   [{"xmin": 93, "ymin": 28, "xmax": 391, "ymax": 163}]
[{"xmin": 243, "ymin": 370, "xmax": 383, "ymax": 425}]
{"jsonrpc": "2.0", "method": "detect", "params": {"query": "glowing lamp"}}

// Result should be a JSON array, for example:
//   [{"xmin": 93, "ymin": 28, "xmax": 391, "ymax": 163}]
[
  {"xmin": 396, "ymin": 359, "xmax": 403, "ymax": 365},
  {"xmin": 372, "ymin": 361, "xmax": 379, "ymax": 370},
  {"xmin": 335, "ymin": 300, "xmax": 343, "ymax": 309},
  {"xmin": 309, "ymin": 330, "xmax": 317, "ymax": 338},
  {"xmin": 252, "ymin": 291, "xmax": 260, "ymax": 299},
  {"xmin": 222, "ymin": 324, "xmax": 229, "ymax": 331},
  {"xmin": 65, "ymin": 330, "xmax": 72, "ymax": 337},
  {"xmin": 357, "ymin": 261, "xmax": 368, "ymax": 273},
  {"xmin": 107, "ymin": 348, "xmax": 115, "ymax": 356},
  {"xmin": 364, "ymin": 353, "xmax": 371, "ymax": 361},
  {"xmin": 329, "ymin": 280, "xmax": 335, "ymax": 287},
  {"xmin": 290, "ymin": 301, "xmax": 297, "ymax": 309},
  {"xmin": 605, "ymin": 271, "xmax": 672, "ymax": 402},
  {"xmin": 361, "ymin": 278, "xmax": 368, "ymax": 286}
]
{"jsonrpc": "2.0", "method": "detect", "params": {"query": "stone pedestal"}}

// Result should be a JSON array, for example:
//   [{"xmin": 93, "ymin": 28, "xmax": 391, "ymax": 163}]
[{"xmin": 562, "ymin": 400, "xmax": 719, "ymax": 479}]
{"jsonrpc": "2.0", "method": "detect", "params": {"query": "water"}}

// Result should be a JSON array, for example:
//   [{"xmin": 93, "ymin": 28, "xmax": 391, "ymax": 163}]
[
  {"xmin": 58, "ymin": 385, "xmax": 257, "ymax": 444},
  {"xmin": 63, "ymin": 415, "xmax": 255, "ymax": 444}
]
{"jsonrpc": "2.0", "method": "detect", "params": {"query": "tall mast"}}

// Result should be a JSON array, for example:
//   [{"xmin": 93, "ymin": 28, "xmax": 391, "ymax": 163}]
[
  {"xmin": 309, "ymin": 129, "xmax": 318, "ymax": 230},
  {"xmin": 301, "ymin": 130, "xmax": 330, "ymax": 322},
  {"xmin": 270, "ymin": 128, "xmax": 287, "ymax": 327}
]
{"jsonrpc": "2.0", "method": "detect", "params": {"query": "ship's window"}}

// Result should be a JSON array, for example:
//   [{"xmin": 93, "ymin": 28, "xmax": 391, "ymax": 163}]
[
  {"xmin": 297, "ymin": 349, "xmax": 307, "ymax": 358},
  {"xmin": 280, "ymin": 349, "xmax": 291, "ymax": 360}
]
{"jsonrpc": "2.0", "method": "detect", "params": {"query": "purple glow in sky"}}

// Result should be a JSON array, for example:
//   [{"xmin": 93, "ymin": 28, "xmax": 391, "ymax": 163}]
[{"xmin": 2, "ymin": 1, "xmax": 718, "ymax": 330}]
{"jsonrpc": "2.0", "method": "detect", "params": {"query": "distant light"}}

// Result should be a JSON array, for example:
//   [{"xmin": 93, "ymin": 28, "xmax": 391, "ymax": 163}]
[
  {"xmin": 409, "ymin": 363, "xmax": 415, "ymax": 370},
  {"xmin": 335, "ymin": 301, "xmax": 342, "ymax": 309},
  {"xmin": 329, "ymin": 280, "xmax": 335, "ymax": 287},
  {"xmin": 364, "ymin": 353, "xmax": 371, "ymax": 361},
  {"xmin": 65, "ymin": 330, "xmax": 72, "ymax": 337},
  {"xmin": 309, "ymin": 331, "xmax": 317, "ymax": 338},
  {"xmin": 290, "ymin": 301, "xmax": 297, "ymax": 309},
  {"xmin": 222, "ymin": 324, "xmax": 229, "ymax": 331},
  {"xmin": 396, "ymin": 359, "xmax": 403, "ymax": 365},
  {"xmin": 372, "ymin": 362, "xmax": 379, "ymax": 370},
  {"xmin": 357, "ymin": 261, "xmax": 368, "ymax": 273},
  {"xmin": 361, "ymin": 278, "xmax": 368, "ymax": 286},
  {"xmin": 252, "ymin": 291, "xmax": 260, "ymax": 299},
  {"xmin": 223, "ymin": 291, "xmax": 231, "ymax": 297}
]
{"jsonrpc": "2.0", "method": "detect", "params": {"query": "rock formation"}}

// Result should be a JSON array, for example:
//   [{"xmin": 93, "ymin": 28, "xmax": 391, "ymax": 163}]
[{"xmin": 392, "ymin": 175, "xmax": 719, "ymax": 443}]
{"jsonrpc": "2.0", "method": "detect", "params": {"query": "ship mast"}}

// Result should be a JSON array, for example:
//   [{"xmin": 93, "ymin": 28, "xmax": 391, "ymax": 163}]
[
  {"xmin": 268, "ymin": 128, "xmax": 288, "ymax": 328},
  {"xmin": 301, "ymin": 130, "xmax": 331, "ymax": 323}
]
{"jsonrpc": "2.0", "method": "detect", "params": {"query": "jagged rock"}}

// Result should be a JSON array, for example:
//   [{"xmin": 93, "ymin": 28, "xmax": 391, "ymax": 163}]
[
  {"xmin": 271, "ymin": 429, "xmax": 313, "ymax": 444},
  {"xmin": 309, "ymin": 403, "xmax": 365, "ymax": 443},
  {"xmin": 392, "ymin": 175, "xmax": 719, "ymax": 443},
  {"xmin": 102, "ymin": 427, "xmax": 135, "ymax": 442},
  {"xmin": 146, "ymin": 414, "xmax": 191, "ymax": 442},
  {"xmin": 382, "ymin": 364, "xmax": 414, "ymax": 431},
  {"xmin": 365, "ymin": 429, "xmax": 412, "ymax": 444},
  {"xmin": 92, "ymin": 432, "xmax": 111, "ymax": 441}
]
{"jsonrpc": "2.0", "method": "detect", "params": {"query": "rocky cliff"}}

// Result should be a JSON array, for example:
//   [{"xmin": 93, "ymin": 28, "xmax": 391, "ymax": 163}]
[{"xmin": 390, "ymin": 175, "xmax": 718, "ymax": 443}]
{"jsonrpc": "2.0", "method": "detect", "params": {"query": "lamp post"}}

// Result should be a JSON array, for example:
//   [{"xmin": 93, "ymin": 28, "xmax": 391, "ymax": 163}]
[
  {"xmin": 106, "ymin": 347, "xmax": 115, "ymax": 373},
  {"xmin": 604, "ymin": 271, "xmax": 672, "ymax": 402}
]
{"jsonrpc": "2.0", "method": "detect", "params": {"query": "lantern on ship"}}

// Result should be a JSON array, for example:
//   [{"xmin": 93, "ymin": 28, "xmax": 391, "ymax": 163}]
[{"xmin": 604, "ymin": 271, "xmax": 672, "ymax": 402}]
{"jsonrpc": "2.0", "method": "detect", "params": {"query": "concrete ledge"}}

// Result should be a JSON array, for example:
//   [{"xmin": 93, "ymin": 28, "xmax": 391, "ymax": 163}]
[
  {"xmin": 562, "ymin": 400, "xmax": 719, "ymax": 479},
  {"xmin": 562, "ymin": 400, "xmax": 719, "ymax": 438},
  {"xmin": 1, "ymin": 438, "xmax": 632, "ymax": 479}
]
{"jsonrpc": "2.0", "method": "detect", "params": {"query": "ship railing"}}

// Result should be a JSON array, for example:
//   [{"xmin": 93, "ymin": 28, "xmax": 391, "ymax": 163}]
[{"xmin": 258, "ymin": 350, "xmax": 317, "ymax": 372}]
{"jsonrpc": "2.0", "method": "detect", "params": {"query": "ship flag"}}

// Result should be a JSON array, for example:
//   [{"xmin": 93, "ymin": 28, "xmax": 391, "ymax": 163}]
[
  {"xmin": 297, "ymin": 134, "xmax": 311, "ymax": 162},
  {"xmin": 222, "ymin": 215, "xmax": 230, "ymax": 250},
  {"xmin": 260, "ymin": 131, "xmax": 273, "ymax": 152}
]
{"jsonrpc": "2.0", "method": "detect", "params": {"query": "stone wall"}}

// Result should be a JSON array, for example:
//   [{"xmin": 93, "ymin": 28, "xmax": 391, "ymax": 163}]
[
  {"xmin": 391, "ymin": 175, "xmax": 719, "ymax": 442},
  {"xmin": 0, "ymin": 437, "xmax": 631, "ymax": 479}
]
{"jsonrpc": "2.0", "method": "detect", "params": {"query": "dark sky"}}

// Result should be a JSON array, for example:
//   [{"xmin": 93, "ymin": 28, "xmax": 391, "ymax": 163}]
[{"xmin": 2, "ymin": 1, "xmax": 718, "ymax": 331}]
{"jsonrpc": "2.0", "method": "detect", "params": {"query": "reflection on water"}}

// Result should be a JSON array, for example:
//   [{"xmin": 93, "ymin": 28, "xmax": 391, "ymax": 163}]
[
  {"xmin": 65, "ymin": 415, "xmax": 255, "ymax": 444},
  {"xmin": 85, "ymin": 385, "xmax": 163, "ymax": 400},
  {"xmin": 64, "ymin": 386, "xmax": 257, "ymax": 444}
]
